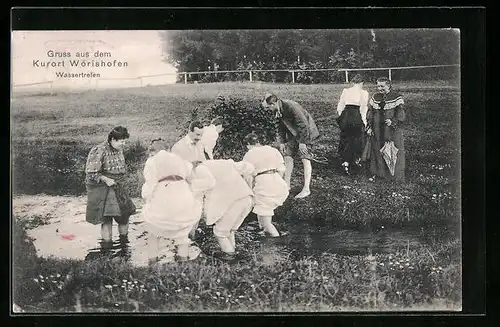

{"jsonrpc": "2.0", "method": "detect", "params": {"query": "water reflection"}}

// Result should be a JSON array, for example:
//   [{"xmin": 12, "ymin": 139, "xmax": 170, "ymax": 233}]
[
  {"xmin": 83, "ymin": 217, "xmax": 458, "ymax": 264},
  {"xmin": 280, "ymin": 221, "xmax": 458, "ymax": 257},
  {"xmin": 85, "ymin": 238, "xmax": 131, "ymax": 261}
]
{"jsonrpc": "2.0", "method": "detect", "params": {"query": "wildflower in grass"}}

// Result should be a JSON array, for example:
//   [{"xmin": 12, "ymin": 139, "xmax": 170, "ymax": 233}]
[
  {"xmin": 41, "ymin": 287, "xmax": 45, "ymax": 290},
  {"xmin": 290, "ymin": 269, "xmax": 296, "ymax": 274},
  {"xmin": 185, "ymin": 287, "xmax": 190, "ymax": 290},
  {"xmin": 122, "ymin": 279, "xmax": 127, "ymax": 283},
  {"xmin": 56, "ymin": 274, "xmax": 61, "ymax": 278},
  {"xmin": 195, "ymin": 295, "xmax": 200, "ymax": 299},
  {"xmin": 216, "ymin": 291, "xmax": 221, "ymax": 296},
  {"xmin": 216, "ymin": 279, "xmax": 220, "ymax": 283}
]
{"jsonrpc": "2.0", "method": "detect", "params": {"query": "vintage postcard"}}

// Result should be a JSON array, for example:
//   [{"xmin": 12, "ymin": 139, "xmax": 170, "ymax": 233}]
[{"xmin": 11, "ymin": 28, "xmax": 462, "ymax": 313}]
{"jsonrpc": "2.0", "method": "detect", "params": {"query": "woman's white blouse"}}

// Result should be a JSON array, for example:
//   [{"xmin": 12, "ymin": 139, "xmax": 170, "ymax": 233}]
[{"xmin": 336, "ymin": 86, "xmax": 370, "ymax": 127}]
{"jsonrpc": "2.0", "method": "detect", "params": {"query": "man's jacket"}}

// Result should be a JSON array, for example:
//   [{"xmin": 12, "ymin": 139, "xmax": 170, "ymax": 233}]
[{"xmin": 277, "ymin": 99, "xmax": 320, "ymax": 144}]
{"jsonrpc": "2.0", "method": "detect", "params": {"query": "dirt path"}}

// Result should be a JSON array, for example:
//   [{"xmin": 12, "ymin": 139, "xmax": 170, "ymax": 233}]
[{"xmin": 12, "ymin": 195, "xmax": 166, "ymax": 267}]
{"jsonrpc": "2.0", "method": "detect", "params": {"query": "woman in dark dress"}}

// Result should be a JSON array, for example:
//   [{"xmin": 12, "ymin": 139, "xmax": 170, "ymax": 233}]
[{"xmin": 366, "ymin": 77, "xmax": 406, "ymax": 181}]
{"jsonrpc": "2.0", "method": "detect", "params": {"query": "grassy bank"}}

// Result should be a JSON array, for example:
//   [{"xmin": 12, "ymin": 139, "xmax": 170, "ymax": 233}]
[
  {"xmin": 10, "ymin": 82, "xmax": 460, "ymax": 227},
  {"xmin": 11, "ymin": 82, "xmax": 462, "ymax": 312},
  {"xmin": 13, "ymin": 218, "xmax": 461, "ymax": 312}
]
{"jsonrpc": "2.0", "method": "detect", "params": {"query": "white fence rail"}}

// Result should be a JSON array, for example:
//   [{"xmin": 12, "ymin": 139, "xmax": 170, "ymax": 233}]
[{"xmin": 12, "ymin": 64, "xmax": 459, "ymax": 91}]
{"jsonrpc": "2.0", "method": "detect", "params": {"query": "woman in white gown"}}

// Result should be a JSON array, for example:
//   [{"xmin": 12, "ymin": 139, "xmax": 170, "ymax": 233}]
[
  {"xmin": 242, "ymin": 132, "xmax": 289, "ymax": 237},
  {"xmin": 141, "ymin": 142, "xmax": 215, "ymax": 263}
]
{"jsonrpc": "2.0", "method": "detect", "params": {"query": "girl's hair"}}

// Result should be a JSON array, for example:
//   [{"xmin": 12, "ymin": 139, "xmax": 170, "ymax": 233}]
[
  {"xmin": 376, "ymin": 76, "xmax": 392, "ymax": 87},
  {"xmin": 351, "ymin": 74, "xmax": 365, "ymax": 84},
  {"xmin": 264, "ymin": 93, "xmax": 278, "ymax": 105},
  {"xmin": 244, "ymin": 132, "xmax": 260, "ymax": 145},
  {"xmin": 189, "ymin": 120, "xmax": 204, "ymax": 132},
  {"xmin": 108, "ymin": 126, "xmax": 130, "ymax": 142},
  {"xmin": 148, "ymin": 138, "xmax": 166, "ymax": 152}
]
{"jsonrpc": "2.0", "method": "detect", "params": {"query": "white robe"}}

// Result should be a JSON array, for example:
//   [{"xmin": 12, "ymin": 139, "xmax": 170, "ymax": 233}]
[
  {"xmin": 242, "ymin": 145, "xmax": 289, "ymax": 216},
  {"xmin": 171, "ymin": 134, "xmax": 207, "ymax": 163},
  {"xmin": 141, "ymin": 150, "xmax": 212, "ymax": 241},
  {"xmin": 200, "ymin": 159, "xmax": 255, "ymax": 226}
]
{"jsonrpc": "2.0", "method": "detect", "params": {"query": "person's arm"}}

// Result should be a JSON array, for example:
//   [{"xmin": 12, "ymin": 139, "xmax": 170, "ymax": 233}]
[
  {"xmin": 275, "ymin": 150, "xmax": 287, "ymax": 178},
  {"xmin": 337, "ymin": 89, "xmax": 346, "ymax": 116},
  {"xmin": 288, "ymin": 102, "xmax": 310, "ymax": 144},
  {"xmin": 366, "ymin": 97, "xmax": 375, "ymax": 135},
  {"xmin": 392, "ymin": 102, "xmax": 406, "ymax": 130},
  {"xmin": 85, "ymin": 145, "xmax": 105, "ymax": 184},
  {"xmin": 234, "ymin": 161, "xmax": 255, "ymax": 188},
  {"xmin": 189, "ymin": 165, "xmax": 216, "ymax": 195},
  {"xmin": 204, "ymin": 139, "xmax": 216, "ymax": 160},
  {"xmin": 360, "ymin": 90, "xmax": 369, "ymax": 128},
  {"xmin": 170, "ymin": 141, "xmax": 179, "ymax": 155}
]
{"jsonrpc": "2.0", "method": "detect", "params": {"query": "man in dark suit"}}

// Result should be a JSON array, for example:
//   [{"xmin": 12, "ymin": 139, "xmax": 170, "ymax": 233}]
[{"xmin": 262, "ymin": 93, "xmax": 320, "ymax": 199}]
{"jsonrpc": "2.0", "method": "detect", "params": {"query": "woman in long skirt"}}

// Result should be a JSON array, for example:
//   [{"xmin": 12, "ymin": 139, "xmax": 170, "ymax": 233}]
[
  {"xmin": 336, "ymin": 74, "xmax": 370, "ymax": 175},
  {"xmin": 366, "ymin": 77, "xmax": 406, "ymax": 181}
]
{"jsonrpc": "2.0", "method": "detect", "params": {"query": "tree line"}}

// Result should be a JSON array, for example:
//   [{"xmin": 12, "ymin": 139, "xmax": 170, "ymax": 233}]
[{"xmin": 160, "ymin": 29, "xmax": 460, "ymax": 83}]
